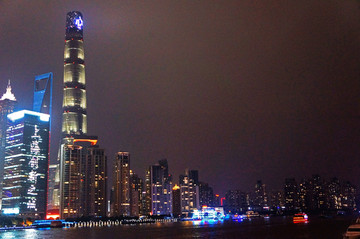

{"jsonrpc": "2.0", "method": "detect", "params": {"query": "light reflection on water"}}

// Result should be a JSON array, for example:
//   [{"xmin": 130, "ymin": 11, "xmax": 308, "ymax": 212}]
[
  {"xmin": 0, "ymin": 216, "xmax": 354, "ymax": 239},
  {"xmin": 1, "ymin": 230, "xmax": 16, "ymax": 239},
  {"xmin": 1, "ymin": 229, "xmax": 39, "ymax": 239},
  {"xmin": 192, "ymin": 219, "xmax": 223, "ymax": 226}
]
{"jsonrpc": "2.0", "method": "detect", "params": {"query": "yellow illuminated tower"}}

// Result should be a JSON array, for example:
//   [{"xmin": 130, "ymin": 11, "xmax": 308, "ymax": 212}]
[
  {"xmin": 112, "ymin": 152, "xmax": 131, "ymax": 216},
  {"xmin": 62, "ymin": 11, "xmax": 87, "ymax": 136},
  {"xmin": 59, "ymin": 12, "xmax": 107, "ymax": 219}
]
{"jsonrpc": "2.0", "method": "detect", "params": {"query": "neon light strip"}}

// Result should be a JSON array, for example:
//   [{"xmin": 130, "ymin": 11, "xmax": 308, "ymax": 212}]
[
  {"xmin": 5, "ymin": 143, "xmax": 23, "ymax": 148},
  {"xmin": 8, "ymin": 110, "xmax": 50, "ymax": 122}
]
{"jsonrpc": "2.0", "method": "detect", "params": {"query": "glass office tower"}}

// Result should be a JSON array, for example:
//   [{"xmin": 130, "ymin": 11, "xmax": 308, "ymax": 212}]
[
  {"xmin": 2, "ymin": 110, "xmax": 50, "ymax": 218},
  {"xmin": 33, "ymin": 73, "xmax": 53, "ymax": 115}
]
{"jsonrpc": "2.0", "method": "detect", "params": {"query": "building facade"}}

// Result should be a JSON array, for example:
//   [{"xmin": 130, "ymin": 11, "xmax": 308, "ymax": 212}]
[
  {"xmin": 198, "ymin": 182, "xmax": 214, "ymax": 208},
  {"xmin": 47, "ymin": 164, "xmax": 60, "ymax": 211},
  {"xmin": 33, "ymin": 73, "xmax": 53, "ymax": 115},
  {"xmin": 284, "ymin": 178, "xmax": 298, "ymax": 211},
  {"xmin": 130, "ymin": 170, "xmax": 143, "ymax": 216},
  {"xmin": 179, "ymin": 169, "xmax": 199, "ymax": 217},
  {"xmin": 112, "ymin": 152, "xmax": 131, "ymax": 216},
  {"xmin": 2, "ymin": 110, "xmax": 50, "ymax": 218},
  {"xmin": 83, "ymin": 146, "xmax": 107, "ymax": 217},
  {"xmin": 0, "ymin": 81, "xmax": 17, "ymax": 208},
  {"xmin": 172, "ymin": 184, "xmax": 181, "ymax": 218},
  {"xmin": 60, "ymin": 143, "xmax": 83, "ymax": 218},
  {"xmin": 148, "ymin": 159, "xmax": 172, "ymax": 216},
  {"xmin": 254, "ymin": 180, "xmax": 267, "ymax": 211},
  {"xmin": 224, "ymin": 190, "xmax": 248, "ymax": 214},
  {"xmin": 59, "ymin": 137, "xmax": 107, "ymax": 218},
  {"xmin": 62, "ymin": 11, "xmax": 87, "ymax": 136}
]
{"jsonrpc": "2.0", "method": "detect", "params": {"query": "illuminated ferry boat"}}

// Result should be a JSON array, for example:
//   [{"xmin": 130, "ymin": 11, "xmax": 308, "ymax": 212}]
[
  {"xmin": 32, "ymin": 219, "xmax": 65, "ymax": 228},
  {"xmin": 343, "ymin": 219, "xmax": 360, "ymax": 239},
  {"xmin": 191, "ymin": 206, "xmax": 225, "ymax": 221},
  {"xmin": 293, "ymin": 213, "xmax": 308, "ymax": 223}
]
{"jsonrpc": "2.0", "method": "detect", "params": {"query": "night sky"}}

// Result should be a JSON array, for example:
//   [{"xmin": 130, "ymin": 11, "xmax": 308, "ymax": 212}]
[{"xmin": 1, "ymin": 1, "xmax": 360, "ymax": 195}]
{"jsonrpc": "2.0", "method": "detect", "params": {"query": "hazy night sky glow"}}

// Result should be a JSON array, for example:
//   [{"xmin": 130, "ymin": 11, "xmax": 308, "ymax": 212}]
[{"xmin": 1, "ymin": 1, "xmax": 360, "ymax": 195}]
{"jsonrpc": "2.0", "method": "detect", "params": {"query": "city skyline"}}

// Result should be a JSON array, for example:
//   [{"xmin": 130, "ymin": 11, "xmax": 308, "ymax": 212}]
[{"xmin": 1, "ymin": 1, "xmax": 360, "ymax": 195}]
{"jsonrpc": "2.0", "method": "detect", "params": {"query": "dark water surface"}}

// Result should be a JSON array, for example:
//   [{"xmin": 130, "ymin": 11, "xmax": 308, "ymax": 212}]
[{"xmin": 0, "ymin": 216, "xmax": 355, "ymax": 239}]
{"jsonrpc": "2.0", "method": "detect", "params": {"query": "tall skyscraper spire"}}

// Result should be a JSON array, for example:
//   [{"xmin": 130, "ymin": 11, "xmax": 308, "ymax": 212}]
[
  {"xmin": 62, "ymin": 11, "xmax": 87, "ymax": 136},
  {"xmin": 0, "ymin": 80, "xmax": 16, "ymax": 101},
  {"xmin": 0, "ymin": 80, "xmax": 17, "ymax": 209},
  {"xmin": 58, "ymin": 12, "xmax": 107, "ymax": 219}
]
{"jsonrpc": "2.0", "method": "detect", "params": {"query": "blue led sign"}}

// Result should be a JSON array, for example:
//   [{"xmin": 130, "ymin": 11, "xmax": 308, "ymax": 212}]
[{"xmin": 74, "ymin": 16, "xmax": 83, "ymax": 30}]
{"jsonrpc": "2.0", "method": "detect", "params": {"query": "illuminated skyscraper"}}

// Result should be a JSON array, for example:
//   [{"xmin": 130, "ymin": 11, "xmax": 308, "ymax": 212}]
[
  {"xmin": 0, "ymin": 81, "xmax": 17, "ymax": 208},
  {"xmin": 179, "ymin": 169, "xmax": 199, "ymax": 216},
  {"xmin": 172, "ymin": 185, "xmax": 181, "ymax": 218},
  {"xmin": 33, "ymin": 73, "xmax": 53, "ymax": 115},
  {"xmin": 58, "ymin": 11, "xmax": 108, "ymax": 219},
  {"xmin": 112, "ymin": 152, "xmax": 131, "ymax": 216},
  {"xmin": 198, "ymin": 182, "xmax": 214, "ymax": 207},
  {"xmin": 254, "ymin": 180, "xmax": 267, "ymax": 210},
  {"xmin": 83, "ymin": 146, "xmax": 107, "ymax": 217},
  {"xmin": 148, "ymin": 159, "xmax": 172, "ymax": 216},
  {"xmin": 2, "ymin": 110, "xmax": 50, "ymax": 218},
  {"xmin": 62, "ymin": 11, "xmax": 87, "ymax": 136},
  {"xmin": 130, "ymin": 170, "xmax": 143, "ymax": 216},
  {"xmin": 284, "ymin": 178, "xmax": 298, "ymax": 211},
  {"xmin": 144, "ymin": 169, "xmax": 152, "ymax": 215},
  {"xmin": 60, "ymin": 143, "xmax": 83, "ymax": 218},
  {"xmin": 47, "ymin": 164, "xmax": 60, "ymax": 211},
  {"xmin": 59, "ymin": 137, "xmax": 107, "ymax": 219}
]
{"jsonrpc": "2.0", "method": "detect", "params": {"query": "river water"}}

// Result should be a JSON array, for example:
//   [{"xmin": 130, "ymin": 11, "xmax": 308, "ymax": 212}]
[{"xmin": 0, "ymin": 216, "xmax": 355, "ymax": 239}]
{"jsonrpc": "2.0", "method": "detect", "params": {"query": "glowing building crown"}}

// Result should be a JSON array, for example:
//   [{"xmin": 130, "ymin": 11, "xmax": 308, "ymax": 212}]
[{"xmin": 0, "ymin": 80, "xmax": 16, "ymax": 101}]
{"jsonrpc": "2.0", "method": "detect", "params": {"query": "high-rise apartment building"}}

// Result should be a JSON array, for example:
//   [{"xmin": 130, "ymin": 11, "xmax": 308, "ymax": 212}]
[
  {"xmin": 284, "ymin": 178, "xmax": 298, "ymax": 211},
  {"xmin": 254, "ymin": 180, "xmax": 267, "ymax": 210},
  {"xmin": 130, "ymin": 170, "xmax": 143, "ymax": 216},
  {"xmin": 144, "ymin": 169, "xmax": 152, "ymax": 215},
  {"xmin": 2, "ymin": 110, "xmax": 50, "ymax": 218},
  {"xmin": 0, "ymin": 81, "xmax": 16, "ymax": 208},
  {"xmin": 83, "ymin": 146, "xmax": 107, "ymax": 217},
  {"xmin": 179, "ymin": 169, "xmax": 199, "ymax": 217},
  {"xmin": 59, "ymin": 137, "xmax": 107, "ymax": 218},
  {"xmin": 328, "ymin": 177, "xmax": 341, "ymax": 210},
  {"xmin": 224, "ymin": 190, "xmax": 248, "ymax": 214},
  {"xmin": 148, "ymin": 159, "xmax": 172, "ymax": 216},
  {"xmin": 342, "ymin": 181, "xmax": 356, "ymax": 210},
  {"xmin": 172, "ymin": 184, "xmax": 181, "ymax": 218},
  {"xmin": 198, "ymin": 182, "xmax": 214, "ymax": 208},
  {"xmin": 112, "ymin": 152, "xmax": 131, "ymax": 216}
]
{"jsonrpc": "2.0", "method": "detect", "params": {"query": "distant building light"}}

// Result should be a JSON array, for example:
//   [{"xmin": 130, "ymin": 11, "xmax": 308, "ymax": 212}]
[{"xmin": 3, "ymin": 208, "xmax": 19, "ymax": 214}]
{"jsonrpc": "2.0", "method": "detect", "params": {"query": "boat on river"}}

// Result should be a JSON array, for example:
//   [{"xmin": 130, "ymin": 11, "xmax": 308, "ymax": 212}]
[
  {"xmin": 293, "ymin": 213, "xmax": 308, "ymax": 223},
  {"xmin": 344, "ymin": 218, "xmax": 360, "ymax": 239}
]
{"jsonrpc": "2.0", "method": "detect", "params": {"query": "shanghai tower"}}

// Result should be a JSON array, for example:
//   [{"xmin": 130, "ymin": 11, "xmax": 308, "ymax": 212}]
[
  {"xmin": 62, "ymin": 11, "xmax": 87, "ymax": 136},
  {"xmin": 58, "ymin": 11, "xmax": 107, "ymax": 219}
]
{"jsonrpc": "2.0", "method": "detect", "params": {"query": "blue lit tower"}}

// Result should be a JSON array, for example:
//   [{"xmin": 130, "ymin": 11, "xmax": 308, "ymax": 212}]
[
  {"xmin": 33, "ymin": 73, "xmax": 53, "ymax": 115},
  {"xmin": 2, "ymin": 110, "xmax": 50, "ymax": 218},
  {"xmin": 62, "ymin": 11, "xmax": 86, "ymax": 136}
]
